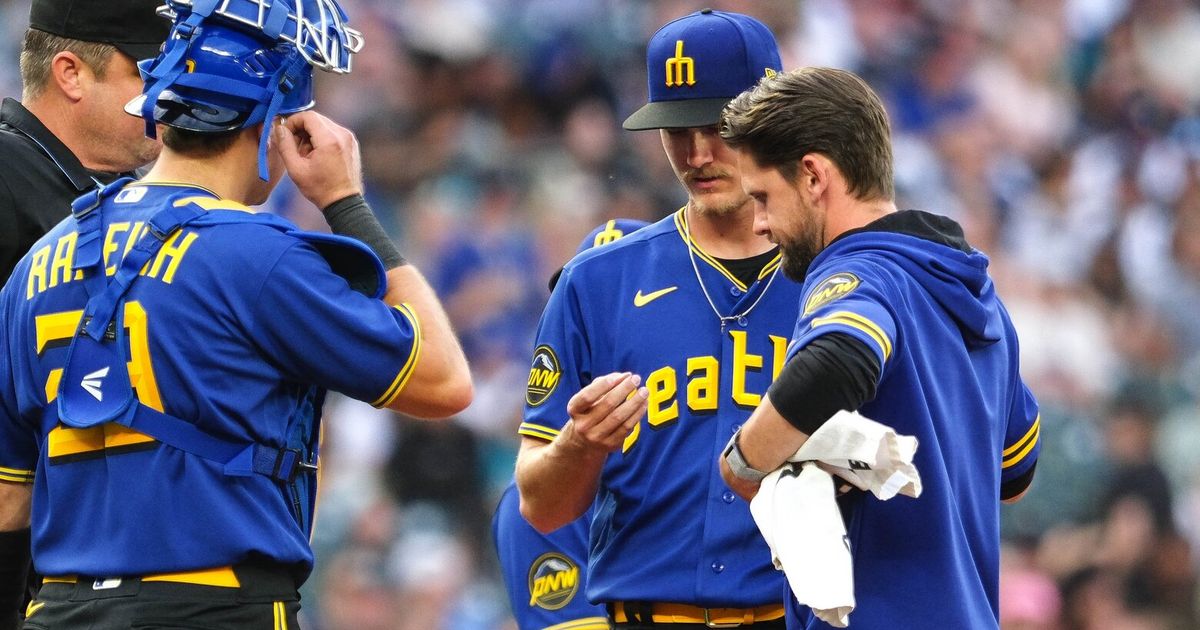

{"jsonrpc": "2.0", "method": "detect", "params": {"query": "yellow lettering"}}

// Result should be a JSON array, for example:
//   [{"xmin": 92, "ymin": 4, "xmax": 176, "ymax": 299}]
[
  {"xmin": 622, "ymin": 419, "xmax": 641, "ymax": 453},
  {"xmin": 103, "ymin": 222, "xmax": 131, "ymax": 276},
  {"xmin": 528, "ymin": 370, "xmax": 560, "ymax": 390},
  {"xmin": 47, "ymin": 233, "xmax": 77, "ymax": 289},
  {"xmin": 559, "ymin": 567, "xmax": 577, "ymax": 589},
  {"xmin": 26, "ymin": 245, "xmax": 50, "ymax": 299},
  {"xmin": 147, "ymin": 230, "xmax": 198, "ymax": 283},
  {"xmin": 770, "ymin": 335, "xmax": 788, "ymax": 380},
  {"xmin": 665, "ymin": 40, "xmax": 696, "ymax": 87},
  {"xmin": 646, "ymin": 366, "xmax": 679, "ymax": 427},
  {"xmin": 730, "ymin": 330, "xmax": 763, "ymax": 408},
  {"xmin": 686, "ymin": 356, "xmax": 718, "ymax": 412}
]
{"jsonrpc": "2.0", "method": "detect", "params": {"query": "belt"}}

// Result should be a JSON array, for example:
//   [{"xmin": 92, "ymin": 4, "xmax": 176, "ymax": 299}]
[
  {"xmin": 610, "ymin": 601, "xmax": 786, "ymax": 627},
  {"xmin": 43, "ymin": 566, "xmax": 240, "ymax": 588}
]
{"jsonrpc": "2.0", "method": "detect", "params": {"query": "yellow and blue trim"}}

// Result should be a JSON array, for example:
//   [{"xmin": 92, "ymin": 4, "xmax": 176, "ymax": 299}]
[
  {"xmin": 371, "ymin": 303, "xmax": 423, "ymax": 408},
  {"xmin": 673, "ymin": 210, "xmax": 781, "ymax": 291},
  {"xmin": 543, "ymin": 617, "xmax": 611, "ymax": 630},
  {"xmin": 1002, "ymin": 414, "xmax": 1040, "ymax": 469},
  {"xmin": 809, "ymin": 310, "xmax": 893, "ymax": 361},
  {"xmin": 518, "ymin": 422, "xmax": 561, "ymax": 442},
  {"xmin": 0, "ymin": 465, "xmax": 34, "ymax": 483}
]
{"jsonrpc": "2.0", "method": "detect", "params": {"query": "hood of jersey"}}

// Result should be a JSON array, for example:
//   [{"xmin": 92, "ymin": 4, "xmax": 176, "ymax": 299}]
[{"xmin": 820, "ymin": 210, "xmax": 1003, "ymax": 349}]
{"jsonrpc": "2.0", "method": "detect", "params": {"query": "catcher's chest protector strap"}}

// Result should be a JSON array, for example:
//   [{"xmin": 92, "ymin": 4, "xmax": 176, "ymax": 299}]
[{"xmin": 51, "ymin": 192, "xmax": 353, "ymax": 532}]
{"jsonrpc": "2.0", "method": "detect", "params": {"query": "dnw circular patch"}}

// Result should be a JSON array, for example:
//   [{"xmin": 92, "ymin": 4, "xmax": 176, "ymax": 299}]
[
  {"xmin": 804, "ymin": 272, "xmax": 860, "ymax": 315},
  {"xmin": 526, "ymin": 345, "xmax": 562, "ymax": 406},
  {"xmin": 527, "ymin": 552, "xmax": 579, "ymax": 610}
]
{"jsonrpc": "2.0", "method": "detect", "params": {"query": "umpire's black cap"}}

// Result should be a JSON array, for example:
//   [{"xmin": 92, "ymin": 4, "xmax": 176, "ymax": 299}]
[{"xmin": 29, "ymin": 0, "xmax": 170, "ymax": 61}]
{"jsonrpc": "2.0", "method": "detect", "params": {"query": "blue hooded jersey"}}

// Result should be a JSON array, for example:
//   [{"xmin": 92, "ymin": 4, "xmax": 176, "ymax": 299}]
[
  {"xmin": 0, "ymin": 182, "xmax": 420, "ymax": 580},
  {"xmin": 519, "ymin": 209, "xmax": 802, "ymax": 607},
  {"xmin": 783, "ymin": 211, "xmax": 1040, "ymax": 630}
]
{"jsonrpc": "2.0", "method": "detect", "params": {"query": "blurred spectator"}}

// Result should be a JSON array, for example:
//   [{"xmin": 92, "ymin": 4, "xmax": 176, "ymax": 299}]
[{"xmin": 1, "ymin": 0, "xmax": 1197, "ymax": 626}]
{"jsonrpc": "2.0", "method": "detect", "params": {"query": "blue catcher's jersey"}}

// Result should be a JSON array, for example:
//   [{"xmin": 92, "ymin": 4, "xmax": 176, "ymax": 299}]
[
  {"xmin": 781, "ymin": 212, "xmax": 1040, "ymax": 630},
  {"xmin": 519, "ymin": 209, "xmax": 802, "ymax": 607},
  {"xmin": 0, "ymin": 182, "xmax": 420, "ymax": 581},
  {"xmin": 493, "ymin": 482, "xmax": 608, "ymax": 630}
]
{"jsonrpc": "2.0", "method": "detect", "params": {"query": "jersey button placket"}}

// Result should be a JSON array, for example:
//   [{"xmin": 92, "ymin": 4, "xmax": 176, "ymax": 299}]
[
  {"xmin": 711, "ymin": 561, "xmax": 725, "ymax": 573},
  {"xmin": 722, "ymin": 491, "xmax": 736, "ymax": 503}
]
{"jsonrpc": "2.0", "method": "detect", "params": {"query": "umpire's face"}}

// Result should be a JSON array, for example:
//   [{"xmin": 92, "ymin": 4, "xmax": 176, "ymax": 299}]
[
  {"xmin": 739, "ymin": 149, "xmax": 824, "ymax": 281},
  {"xmin": 660, "ymin": 126, "xmax": 752, "ymax": 217}
]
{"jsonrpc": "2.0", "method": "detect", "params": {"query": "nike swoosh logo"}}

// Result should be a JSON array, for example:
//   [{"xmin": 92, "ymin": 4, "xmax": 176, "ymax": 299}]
[
  {"xmin": 634, "ymin": 286, "xmax": 678, "ymax": 307},
  {"xmin": 26, "ymin": 601, "xmax": 44, "ymax": 618}
]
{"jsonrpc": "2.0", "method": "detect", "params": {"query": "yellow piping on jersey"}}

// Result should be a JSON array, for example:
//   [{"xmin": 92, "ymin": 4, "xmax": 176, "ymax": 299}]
[
  {"xmin": 810, "ymin": 311, "xmax": 893, "ymax": 361},
  {"xmin": 517, "ymin": 422, "xmax": 560, "ymax": 442},
  {"xmin": 1002, "ymin": 414, "xmax": 1040, "ymax": 469},
  {"xmin": 132, "ymin": 181, "xmax": 221, "ymax": 197},
  {"xmin": 543, "ymin": 617, "xmax": 611, "ymax": 630},
  {"xmin": 371, "ymin": 303, "xmax": 422, "ymax": 408},
  {"xmin": 173, "ymin": 196, "xmax": 254, "ymax": 213},
  {"xmin": 0, "ymin": 465, "xmax": 34, "ymax": 483},
  {"xmin": 674, "ymin": 210, "xmax": 781, "ymax": 291}
]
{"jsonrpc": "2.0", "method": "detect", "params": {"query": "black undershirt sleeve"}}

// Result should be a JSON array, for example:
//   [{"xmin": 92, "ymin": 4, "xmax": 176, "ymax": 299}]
[
  {"xmin": 0, "ymin": 528, "xmax": 30, "ymax": 630},
  {"xmin": 766, "ymin": 333, "xmax": 882, "ymax": 436},
  {"xmin": 1001, "ymin": 462, "xmax": 1037, "ymax": 500}
]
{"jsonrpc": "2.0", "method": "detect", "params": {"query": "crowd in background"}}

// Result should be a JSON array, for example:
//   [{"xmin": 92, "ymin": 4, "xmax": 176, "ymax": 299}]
[{"xmin": 3, "ymin": 0, "xmax": 1200, "ymax": 628}]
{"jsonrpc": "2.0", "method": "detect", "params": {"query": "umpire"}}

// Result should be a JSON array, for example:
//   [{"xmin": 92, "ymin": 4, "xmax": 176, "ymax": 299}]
[
  {"xmin": 0, "ymin": 2, "xmax": 167, "ymax": 627},
  {"xmin": 0, "ymin": 0, "xmax": 168, "ymax": 281}
]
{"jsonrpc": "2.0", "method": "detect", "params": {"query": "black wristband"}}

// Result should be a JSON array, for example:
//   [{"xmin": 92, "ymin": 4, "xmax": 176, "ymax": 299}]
[
  {"xmin": 322, "ymin": 194, "xmax": 406, "ymax": 269},
  {"xmin": 767, "ymin": 333, "xmax": 881, "ymax": 435},
  {"xmin": 0, "ymin": 528, "xmax": 30, "ymax": 630}
]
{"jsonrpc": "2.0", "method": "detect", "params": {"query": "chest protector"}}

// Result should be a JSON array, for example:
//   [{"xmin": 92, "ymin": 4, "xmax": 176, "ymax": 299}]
[{"xmin": 53, "ymin": 178, "xmax": 385, "ymax": 535}]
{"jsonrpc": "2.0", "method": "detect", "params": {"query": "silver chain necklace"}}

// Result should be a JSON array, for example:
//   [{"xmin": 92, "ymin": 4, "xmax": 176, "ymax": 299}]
[{"xmin": 680, "ymin": 209, "xmax": 781, "ymax": 332}]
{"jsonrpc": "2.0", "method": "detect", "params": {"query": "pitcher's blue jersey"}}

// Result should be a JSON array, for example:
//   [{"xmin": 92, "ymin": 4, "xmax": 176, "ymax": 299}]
[
  {"xmin": 519, "ymin": 209, "xmax": 801, "ymax": 607},
  {"xmin": 781, "ymin": 213, "xmax": 1040, "ymax": 629},
  {"xmin": 493, "ymin": 482, "xmax": 608, "ymax": 630},
  {"xmin": 0, "ymin": 182, "xmax": 420, "ymax": 580}
]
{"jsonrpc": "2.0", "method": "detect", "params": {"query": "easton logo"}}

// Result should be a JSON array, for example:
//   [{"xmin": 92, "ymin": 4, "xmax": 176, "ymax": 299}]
[
  {"xmin": 526, "ymin": 345, "xmax": 561, "ymax": 407},
  {"xmin": 81, "ymin": 367, "xmax": 110, "ymax": 402},
  {"xmin": 804, "ymin": 272, "xmax": 860, "ymax": 315},
  {"xmin": 527, "ymin": 552, "xmax": 579, "ymax": 610}
]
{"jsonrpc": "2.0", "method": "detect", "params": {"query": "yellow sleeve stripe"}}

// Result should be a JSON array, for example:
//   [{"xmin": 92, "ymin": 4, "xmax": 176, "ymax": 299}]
[
  {"xmin": 1002, "ymin": 415, "xmax": 1040, "ymax": 468},
  {"xmin": 518, "ymin": 422, "xmax": 561, "ymax": 441},
  {"xmin": 543, "ymin": 617, "xmax": 611, "ymax": 630},
  {"xmin": 0, "ymin": 466, "xmax": 34, "ymax": 483},
  {"xmin": 810, "ymin": 311, "xmax": 893, "ymax": 361},
  {"xmin": 371, "ymin": 303, "xmax": 422, "ymax": 408}
]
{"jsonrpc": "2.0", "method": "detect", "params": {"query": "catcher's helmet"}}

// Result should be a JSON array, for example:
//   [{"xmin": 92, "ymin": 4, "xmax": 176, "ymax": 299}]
[{"xmin": 126, "ymin": 0, "xmax": 363, "ymax": 179}]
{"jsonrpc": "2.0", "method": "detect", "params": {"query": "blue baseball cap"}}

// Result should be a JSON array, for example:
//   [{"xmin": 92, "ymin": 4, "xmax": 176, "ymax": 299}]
[{"xmin": 623, "ymin": 9, "xmax": 781, "ymax": 131}]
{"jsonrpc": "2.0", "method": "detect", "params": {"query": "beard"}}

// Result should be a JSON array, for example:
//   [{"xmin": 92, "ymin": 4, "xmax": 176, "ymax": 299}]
[{"xmin": 778, "ymin": 220, "xmax": 824, "ymax": 282}]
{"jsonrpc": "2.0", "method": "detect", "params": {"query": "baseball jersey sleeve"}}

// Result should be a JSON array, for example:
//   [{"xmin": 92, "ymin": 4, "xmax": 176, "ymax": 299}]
[
  {"xmin": 1001, "ymin": 381, "xmax": 1040, "ymax": 484},
  {"xmin": 0, "ymin": 283, "xmax": 36, "ymax": 484},
  {"xmin": 250, "ymin": 241, "xmax": 421, "ymax": 408},
  {"xmin": 518, "ymin": 268, "xmax": 592, "ymax": 442},
  {"xmin": 788, "ymin": 267, "xmax": 897, "ymax": 373}
]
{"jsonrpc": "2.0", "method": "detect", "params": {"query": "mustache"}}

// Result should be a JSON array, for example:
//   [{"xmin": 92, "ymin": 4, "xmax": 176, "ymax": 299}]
[{"xmin": 684, "ymin": 168, "xmax": 731, "ymax": 182}]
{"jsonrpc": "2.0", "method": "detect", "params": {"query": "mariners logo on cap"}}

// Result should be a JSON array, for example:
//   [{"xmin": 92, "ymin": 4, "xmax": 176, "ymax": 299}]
[
  {"xmin": 526, "ymin": 345, "xmax": 561, "ymax": 407},
  {"xmin": 527, "ymin": 552, "xmax": 579, "ymax": 610},
  {"xmin": 804, "ymin": 272, "xmax": 861, "ymax": 315},
  {"xmin": 665, "ymin": 40, "xmax": 695, "ymax": 87}
]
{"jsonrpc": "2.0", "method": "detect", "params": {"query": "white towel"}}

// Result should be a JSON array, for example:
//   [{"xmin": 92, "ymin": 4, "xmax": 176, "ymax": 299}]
[{"xmin": 749, "ymin": 410, "xmax": 922, "ymax": 627}]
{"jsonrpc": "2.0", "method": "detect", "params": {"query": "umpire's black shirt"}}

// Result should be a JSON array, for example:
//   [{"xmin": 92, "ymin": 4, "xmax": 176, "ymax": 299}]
[{"xmin": 0, "ymin": 97, "xmax": 131, "ymax": 281}]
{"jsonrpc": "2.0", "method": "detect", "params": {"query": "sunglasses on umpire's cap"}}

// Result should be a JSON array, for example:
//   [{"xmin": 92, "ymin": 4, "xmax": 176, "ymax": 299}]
[
  {"xmin": 623, "ymin": 9, "xmax": 782, "ymax": 131},
  {"xmin": 29, "ymin": 0, "xmax": 171, "ymax": 61}
]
